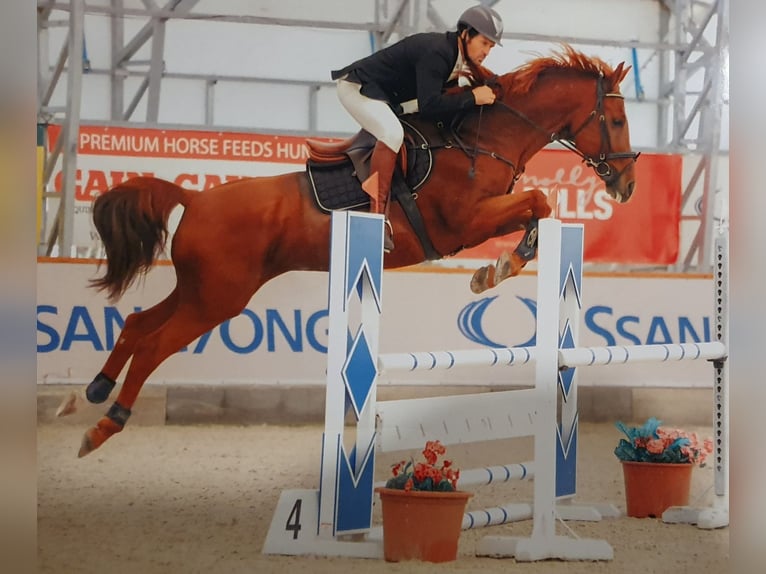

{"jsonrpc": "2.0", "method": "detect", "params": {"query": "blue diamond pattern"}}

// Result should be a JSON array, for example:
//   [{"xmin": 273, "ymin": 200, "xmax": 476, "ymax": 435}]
[
  {"xmin": 342, "ymin": 329, "xmax": 377, "ymax": 420},
  {"xmin": 556, "ymin": 417, "xmax": 578, "ymax": 498},
  {"xmin": 560, "ymin": 226, "xmax": 583, "ymax": 306},
  {"xmin": 346, "ymin": 216, "xmax": 383, "ymax": 310},
  {"xmin": 558, "ymin": 321, "xmax": 576, "ymax": 397}
]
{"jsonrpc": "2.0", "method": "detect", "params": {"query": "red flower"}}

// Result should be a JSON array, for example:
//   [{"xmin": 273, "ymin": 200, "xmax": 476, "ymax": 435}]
[
  {"xmin": 615, "ymin": 418, "xmax": 716, "ymax": 467},
  {"xmin": 385, "ymin": 440, "xmax": 461, "ymax": 491},
  {"xmin": 646, "ymin": 438, "xmax": 667, "ymax": 454},
  {"xmin": 424, "ymin": 440, "xmax": 446, "ymax": 455},
  {"xmin": 413, "ymin": 462, "xmax": 429, "ymax": 482},
  {"xmin": 422, "ymin": 440, "xmax": 446, "ymax": 466}
]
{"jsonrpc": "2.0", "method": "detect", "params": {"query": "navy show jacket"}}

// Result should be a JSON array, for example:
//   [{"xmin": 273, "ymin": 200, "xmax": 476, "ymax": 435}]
[{"xmin": 331, "ymin": 31, "xmax": 477, "ymax": 120}]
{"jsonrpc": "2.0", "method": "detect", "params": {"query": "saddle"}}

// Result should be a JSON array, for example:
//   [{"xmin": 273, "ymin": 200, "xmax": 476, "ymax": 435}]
[
  {"xmin": 305, "ymin": 119, "xmax": 434, "ymax": 212},
  {"xmin": 305, "ymin": 117, "xmax": 445, "ymax": 259}
]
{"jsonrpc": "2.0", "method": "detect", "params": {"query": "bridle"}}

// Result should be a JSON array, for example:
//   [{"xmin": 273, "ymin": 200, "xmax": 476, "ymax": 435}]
[
  {"xmin": 553, "ymin": 71, "xmax": 641, "ymax": 185},
  {"xmin": 453, "ymin": 71, "xmax": 641, "ymax": 188}
]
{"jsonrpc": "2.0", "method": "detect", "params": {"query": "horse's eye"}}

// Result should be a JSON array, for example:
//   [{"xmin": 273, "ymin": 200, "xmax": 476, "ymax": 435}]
[{"xmin": 612, "ymin": 119, "xmax": 625, "ymax": 128}]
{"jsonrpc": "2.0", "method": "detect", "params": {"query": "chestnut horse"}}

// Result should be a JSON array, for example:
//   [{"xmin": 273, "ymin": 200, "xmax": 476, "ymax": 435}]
[{"xmin": 60, "ymin": 46, "xmax": 639, "ymax": 457}]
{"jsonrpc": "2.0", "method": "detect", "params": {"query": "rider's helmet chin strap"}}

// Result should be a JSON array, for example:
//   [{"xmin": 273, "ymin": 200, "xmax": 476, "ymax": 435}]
[{"xmin": 457, "ymin": 32, "xmax": 475, "ymax": 87}]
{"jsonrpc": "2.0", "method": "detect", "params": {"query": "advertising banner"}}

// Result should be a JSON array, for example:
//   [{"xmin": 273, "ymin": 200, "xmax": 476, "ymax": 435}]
[
  {"xmin": 37, "ymin": 262, "xmax": 716, "ymax": 389},
  {"xmin": 45, "ymin": 124, "xmax": 681, "ymax": 264}
]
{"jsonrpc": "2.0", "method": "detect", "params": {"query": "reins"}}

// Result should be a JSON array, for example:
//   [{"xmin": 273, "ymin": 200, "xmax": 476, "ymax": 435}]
[{"xmin": 450, "ymin": 71, "xmax": 641, "ymax": 189}]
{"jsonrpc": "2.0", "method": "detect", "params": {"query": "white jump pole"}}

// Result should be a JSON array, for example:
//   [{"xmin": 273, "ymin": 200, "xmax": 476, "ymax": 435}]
[
  {"xmin": 475, "ymin": 218, "xmax": 612, "ymax": 561},
  {"xmin": 317, "ymin": 212, "xmax": 383, "ymax": 540},
  {"xmin": 560, "ymin": 342, "xmax": 726, "ymax": 367},
  {"xmin": 263, "ymin": 212, "xmax": 386, "ymax": 558},
  {"xmin": 379, "ymin": 346, "xmax": 536, "ymax": 370},
  {"xmin": 663, "ymin": 223, "xmax": 729, "ymax": 529}
]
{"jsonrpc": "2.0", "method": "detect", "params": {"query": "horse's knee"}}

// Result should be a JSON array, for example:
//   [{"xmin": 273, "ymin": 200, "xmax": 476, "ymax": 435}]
[
  {"xmin": 530, "ymin": 188, "xmax": 552, "ymax": 218},
  {"xmin": 535, "ymin": 189, "xmax": 553, "ymax": 219}
]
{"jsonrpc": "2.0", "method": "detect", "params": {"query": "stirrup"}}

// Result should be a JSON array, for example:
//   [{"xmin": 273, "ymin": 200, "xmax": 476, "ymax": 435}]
[{"xmin": 383, "ymin": 219, "xmax": 395, "ymax": 253}]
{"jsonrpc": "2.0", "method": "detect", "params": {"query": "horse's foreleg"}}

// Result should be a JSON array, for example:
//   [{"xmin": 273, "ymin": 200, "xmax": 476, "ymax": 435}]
[
  {"xmin": 468, "ymin": 190, "xmax": 550, "ymax": 293},
  {"xmin": 470, "ymin": 249, "xmax": 530, "ymax": 294},
  {"xmin": 496, "ymin": 217, "xmax": 540, "ymax": 282},
  {"xmin": 469, "ymin": 188, "xmax": 551, "ymax": 237},
  {"xmin": 470, "ymin": 251, "xmax": 508, "ymax": 294},
  {"xmin": 77, "ymin": 303, "xmax": 230, "ymax": 458},
  {"xmin": 470, "ymin": 262, "xmax": 494, "ymax": 294},
  {"xmin": 57, "ymin": 291, "xmax": 179, "ymax": 418}
]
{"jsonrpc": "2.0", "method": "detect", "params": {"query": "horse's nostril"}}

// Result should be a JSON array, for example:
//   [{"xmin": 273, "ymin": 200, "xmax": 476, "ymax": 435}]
[{"xmin": 626, "ymin": 181, "xmax": 635, "ymax": 200}]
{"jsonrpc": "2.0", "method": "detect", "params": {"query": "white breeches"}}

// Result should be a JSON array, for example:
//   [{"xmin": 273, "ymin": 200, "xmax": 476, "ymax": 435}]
[{"xmin": 336, "ymin": 79, "xmax": 404, "ymax": 153}]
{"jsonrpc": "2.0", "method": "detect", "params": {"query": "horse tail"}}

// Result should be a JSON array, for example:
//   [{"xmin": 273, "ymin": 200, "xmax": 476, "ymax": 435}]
[{"xmin": 90, "ymin": 177, "xmax": 192, "ymax": 302}]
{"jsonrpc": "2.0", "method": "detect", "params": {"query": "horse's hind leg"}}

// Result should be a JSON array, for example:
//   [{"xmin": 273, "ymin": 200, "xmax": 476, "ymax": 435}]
[
  {"xmin": 56, "ymin": 290, "xmax": 179, "ymax": 417},
  {"xmin": 77, "ymin": 298, "xmax": 238, "ymax": 457}
]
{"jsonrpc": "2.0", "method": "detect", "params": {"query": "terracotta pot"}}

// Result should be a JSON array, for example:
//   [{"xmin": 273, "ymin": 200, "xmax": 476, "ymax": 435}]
[
  {"xmin": 621, "ymin": 460, "xmax": 693, "ymax": 518},
  {"xmin": 375, "ymin": 487, "xmax": 472, "ymax": 562}
]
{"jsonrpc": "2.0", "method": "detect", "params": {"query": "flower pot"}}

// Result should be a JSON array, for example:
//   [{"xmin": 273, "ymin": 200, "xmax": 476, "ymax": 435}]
[
  {"xmin": 621, "ymin": 461, "xmax": 692, "ymax": 518},
  {"xmin": 375, "ymin": 487, "xmax": 472, "ymax": 562}
]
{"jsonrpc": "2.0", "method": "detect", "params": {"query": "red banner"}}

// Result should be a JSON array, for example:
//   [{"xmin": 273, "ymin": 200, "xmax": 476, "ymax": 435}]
[
  {"xmin": 46, "ymin": 125, "xmax": 680, "ymax": 265},
  {"xmin": 454, "ymin": 149, "xmax": 681, "ymax": 265},
  {"xmin": 47, "ymin": 124, "xmax": 337, "ymax": 163}
]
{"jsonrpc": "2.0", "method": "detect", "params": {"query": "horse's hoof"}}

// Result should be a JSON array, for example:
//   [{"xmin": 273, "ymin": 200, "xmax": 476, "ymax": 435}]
[
  {"xmin": 78, "ymin": 431, "xmax": 96, "ymax": 458},
  {"xmin": 56, "ymin": 391, "xmax": 81, "ymax": 418},
  {"xmin": 77, "ymin": 417, "xmax": 124, "ymax": 458},
  {"xmin": 470, "ymin": 267, "xmax": 489, "ymax": 294},
  {"xmin": 494, "ymin": 251, "xmax": 512, "ymax": 284}
]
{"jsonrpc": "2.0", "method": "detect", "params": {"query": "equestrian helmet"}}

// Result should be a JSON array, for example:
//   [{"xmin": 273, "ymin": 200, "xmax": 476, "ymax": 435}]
[{"xmin": 457, "ymin": 4, "xmax": 504, "ymax": 46}]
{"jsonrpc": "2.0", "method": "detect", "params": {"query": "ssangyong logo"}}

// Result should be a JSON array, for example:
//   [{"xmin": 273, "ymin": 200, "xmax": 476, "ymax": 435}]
[
  {"xmin": 457, "ymin": 295, "xmax": 537, "ymax": 348},
  {"xmin": 457, "ymin": 295, "xmax": 715, "ymax": 349}
]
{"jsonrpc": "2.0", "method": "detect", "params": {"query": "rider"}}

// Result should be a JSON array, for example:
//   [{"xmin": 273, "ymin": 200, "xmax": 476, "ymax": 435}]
[{"xmin": 331, "ymin": 4, "xmax": 504, "ymax": 252}]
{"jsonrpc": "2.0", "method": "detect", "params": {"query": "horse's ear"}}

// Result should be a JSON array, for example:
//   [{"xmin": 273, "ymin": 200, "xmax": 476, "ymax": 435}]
[{"xmin": 614, "ymin": 62, "xmax": 631, "ymax": 84}]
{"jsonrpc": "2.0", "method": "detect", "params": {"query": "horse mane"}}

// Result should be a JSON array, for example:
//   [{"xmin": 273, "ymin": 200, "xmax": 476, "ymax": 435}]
[
  {"xmin": 444, "ymin": 60, "xmax": 495, "ymax": 95},
  {"xmin": 466, "ymin": 61, "xmax": 496, "ymax": 86},
  {"xmin": 500, "ymin": 44, "xmax": 620, "ymax": 97}
]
